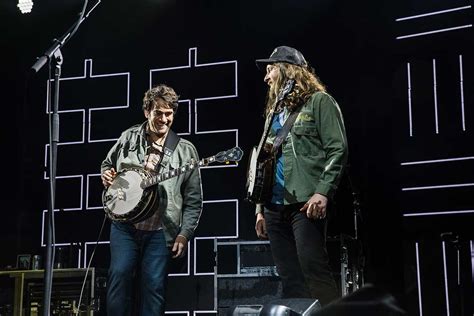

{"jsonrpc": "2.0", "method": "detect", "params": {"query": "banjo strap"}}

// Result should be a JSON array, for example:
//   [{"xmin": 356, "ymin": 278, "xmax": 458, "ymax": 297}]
[{"xmin": 154, "ymin": 130, "xmax": 180, "ymax": 173}]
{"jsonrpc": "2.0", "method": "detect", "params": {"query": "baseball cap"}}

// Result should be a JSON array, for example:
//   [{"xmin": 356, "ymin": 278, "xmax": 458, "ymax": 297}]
[{"xmin": 255, "ymin": 46, "xmax": 308, "ymax": 70}]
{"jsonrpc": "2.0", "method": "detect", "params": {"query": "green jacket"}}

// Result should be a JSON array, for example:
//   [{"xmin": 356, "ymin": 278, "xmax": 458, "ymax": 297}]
[
  {"xmin": 101, "ymin": 122, "xmax": 203, "ymax": 247},
  {"xmin": 259, "ymin": 91, "xmax": 348, "ymax": 210}
]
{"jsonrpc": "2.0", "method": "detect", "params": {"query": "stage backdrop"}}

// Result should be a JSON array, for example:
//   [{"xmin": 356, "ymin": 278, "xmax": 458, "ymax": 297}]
[{"xmin": 1, "ymin": 0, "xmax": 473, "ymax": 315}]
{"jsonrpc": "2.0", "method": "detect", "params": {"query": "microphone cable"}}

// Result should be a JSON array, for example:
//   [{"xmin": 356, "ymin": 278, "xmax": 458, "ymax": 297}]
[{"xmin": 74, "ymin": 214, "xmax": 108, "ymax": 315}]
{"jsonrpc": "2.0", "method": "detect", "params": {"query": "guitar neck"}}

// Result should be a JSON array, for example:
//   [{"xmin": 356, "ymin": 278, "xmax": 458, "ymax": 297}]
[
  {"xmin": 141, "ymin": 156, "xmax": 215, "ymax": 189},
  {"xmin": 255, "ymin": 107, "xmax": 278, "ymax": 157},
  {"xmin": 254, "ymin": 80, "xmax": 294, "ymax": 155}
]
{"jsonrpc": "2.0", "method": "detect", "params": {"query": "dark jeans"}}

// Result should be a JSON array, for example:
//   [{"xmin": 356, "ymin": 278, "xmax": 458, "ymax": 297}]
[
  {"xmin": 107, "ymin": 222, "xmax": 171, "ymax": 316},
  {"xmin": 264, "ymin": 203, "xmax": 339, "ymax": 306}
]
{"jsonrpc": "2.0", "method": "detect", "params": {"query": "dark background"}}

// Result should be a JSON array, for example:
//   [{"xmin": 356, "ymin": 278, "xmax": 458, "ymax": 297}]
[{"xmin": 1, "ymin": 0, "xmax": 473, "ymax": 314}]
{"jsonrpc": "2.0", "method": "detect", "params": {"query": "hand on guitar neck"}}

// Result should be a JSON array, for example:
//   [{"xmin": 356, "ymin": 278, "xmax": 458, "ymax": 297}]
[{"xmin": 260, "ymin": 143, "xmax": 274, "ymax": 160}]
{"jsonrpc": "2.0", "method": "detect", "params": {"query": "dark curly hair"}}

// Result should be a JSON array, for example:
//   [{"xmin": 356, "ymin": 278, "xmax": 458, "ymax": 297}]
[{"xmin": 142, "ymin": 84, "xmax": 179, "ymax": 112}]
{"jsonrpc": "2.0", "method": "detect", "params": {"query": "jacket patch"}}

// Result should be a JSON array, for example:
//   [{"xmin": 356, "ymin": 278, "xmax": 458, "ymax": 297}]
[{"xmin": 296, "ymin": 113, "xmax": 314, "ymax": 123}]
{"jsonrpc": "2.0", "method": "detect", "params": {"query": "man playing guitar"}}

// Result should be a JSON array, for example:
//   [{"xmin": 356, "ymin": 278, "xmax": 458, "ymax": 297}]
[{"xmin": 252, "ymin": 46, "xmax": 348, "ymax": 306}]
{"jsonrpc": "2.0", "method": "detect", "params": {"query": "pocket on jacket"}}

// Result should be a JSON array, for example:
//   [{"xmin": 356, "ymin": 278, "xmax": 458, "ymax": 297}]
[
  {"xmin": 290, "ymin": 125, "xmax": 321, "ymax": 156},
  {"xmin": 292, "ymin": 126, "xmax": 318, "ymax": 137}
]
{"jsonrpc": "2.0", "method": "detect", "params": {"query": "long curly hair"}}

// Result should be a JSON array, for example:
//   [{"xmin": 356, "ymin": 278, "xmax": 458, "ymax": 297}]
[
  {"xmin": 264, "ymin": 62, "xmax": 326, "ymax": 116},
  {"xmin": 142, "ymin": 84, "xmax": 179, "ymax": 112}
]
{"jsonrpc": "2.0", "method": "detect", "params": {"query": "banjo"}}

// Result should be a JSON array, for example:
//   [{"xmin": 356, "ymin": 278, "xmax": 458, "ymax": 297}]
[
  {"xmin": 246, "ymin": 79, "xmax": 295, "ymax": 204},
  {"xmin": 103, "ymin": 146, "xmax": 243, "ymax": 223}
]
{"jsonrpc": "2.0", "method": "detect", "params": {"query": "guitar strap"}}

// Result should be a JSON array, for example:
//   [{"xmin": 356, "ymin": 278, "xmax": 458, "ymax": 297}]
[
  {"xmin": 255, "ymin": 80, "xmax": 296, "ymax": 159},
  {"xmin": 154, "ymin": 130, "xmax": 181, "ymax": 173},
  {"xmin": 271, "ymin": 106, "xmax": 302, "ymax": 154}
]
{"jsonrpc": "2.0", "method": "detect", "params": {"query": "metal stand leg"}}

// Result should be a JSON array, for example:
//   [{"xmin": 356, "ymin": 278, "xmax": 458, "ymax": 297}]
[{"xmin": 13, "ymin": 273, "xmax": 25, "ymax": 316}]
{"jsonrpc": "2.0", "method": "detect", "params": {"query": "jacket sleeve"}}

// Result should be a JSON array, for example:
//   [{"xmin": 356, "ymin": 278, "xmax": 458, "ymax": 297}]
[
  {"xmin": 314, "ymin": 93, "xmax": 348, "ymax": 198},
  {"xmin": 100, "ymin": 134, "xmax": 124, "ymax": 173},
  {"xmin": 179, "ymin": 144, "xmax": 203, "ymax": 240}
]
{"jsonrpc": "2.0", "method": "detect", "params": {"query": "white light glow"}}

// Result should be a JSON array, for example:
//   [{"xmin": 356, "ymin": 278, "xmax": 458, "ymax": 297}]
[{"xmin": 17, "ymin": 0, "xmax": 33, "ymax": 14}]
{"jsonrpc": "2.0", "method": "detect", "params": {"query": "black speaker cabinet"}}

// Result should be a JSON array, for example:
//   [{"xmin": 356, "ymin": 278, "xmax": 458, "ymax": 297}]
[{"xmin": 315, "ymin": 284, "xmax": 406, "ymax": 316}]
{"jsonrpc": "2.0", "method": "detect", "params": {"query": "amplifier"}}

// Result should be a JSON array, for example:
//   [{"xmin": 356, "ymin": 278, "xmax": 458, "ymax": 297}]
[
  {"xmin": 240, "ymin": 266, "xmax": 278, "ymax": 276},
  {"xmin": 214, "ymin": 240, "xmax": 282, "ymax": 314},
  {"xmin": 214, "ymin": 236, "xmax": 364, "ymax": 313},
  {"xmin": 215, "ymin": 240, "xmax": 277, "ymax": 276}
]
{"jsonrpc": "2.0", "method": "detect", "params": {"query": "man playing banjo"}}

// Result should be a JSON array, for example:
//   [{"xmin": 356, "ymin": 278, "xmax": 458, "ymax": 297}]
[{"xmin": 101, "ymin": 84, "xmax": 203, "ymax": 315}]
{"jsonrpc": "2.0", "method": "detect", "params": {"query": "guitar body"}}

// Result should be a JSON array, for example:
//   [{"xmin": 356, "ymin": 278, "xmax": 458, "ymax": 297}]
[
  {"xmin": 246, "ymin": 146, "xmax": 274, "ymax": 204},
  {"xmin": 102, "ymin": 168, "xmax": 159, "ymax": 223}
]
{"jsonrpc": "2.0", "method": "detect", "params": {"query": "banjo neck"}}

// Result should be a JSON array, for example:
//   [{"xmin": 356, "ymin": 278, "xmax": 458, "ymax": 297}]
[
  {"xmin": 140, "ymin": 156, "xmax": 216, "ymax": 189},
  {"xmin": 138, "ymin": 146, "xmax": 242, "ymax": 190},
  {"xmin": 255, "ymin": 79, "xmax": 295, "ymax": 160}
]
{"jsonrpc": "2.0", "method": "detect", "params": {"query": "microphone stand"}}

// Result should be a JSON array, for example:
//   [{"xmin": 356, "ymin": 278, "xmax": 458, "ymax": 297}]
[
  {"xmin": 440, "ymin": 232, "xmax": 465, "ymax": 315},
  {"xmin": 29, "ymin": 1, "xmax": 101, "ymax": 314},
  {"xmin": 42, "ymin": 49, "xmax": 62, "ymax": 316},
  {"xmin": 345, "ymin": 166, "xmax": 365, "ymax": 292}
]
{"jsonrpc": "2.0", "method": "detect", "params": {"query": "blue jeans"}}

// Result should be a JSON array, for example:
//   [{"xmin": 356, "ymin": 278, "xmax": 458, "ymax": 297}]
[
  {"xmin": 264, "ymin": 203, "xmax": 339, "ymax": 306},
  {"xmin": 107, "ymin": 222, "xmax": 171, "ymax": 316}
]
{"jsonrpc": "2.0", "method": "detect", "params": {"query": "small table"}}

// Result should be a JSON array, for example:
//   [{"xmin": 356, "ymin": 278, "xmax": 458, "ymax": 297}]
[{"xmin": 0, "ymin": 268, "xmax": 95, "ymax": 316}]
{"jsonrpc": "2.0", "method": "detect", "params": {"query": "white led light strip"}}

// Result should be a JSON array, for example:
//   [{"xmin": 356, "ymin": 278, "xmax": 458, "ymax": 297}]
[{"xmin": 396, "ymin": 5, "xmax": 472, "ymax": 21}]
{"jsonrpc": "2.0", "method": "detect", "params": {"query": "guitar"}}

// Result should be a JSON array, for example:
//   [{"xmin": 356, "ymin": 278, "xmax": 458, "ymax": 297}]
[
  {"xmin": 103, "ymin": 146, "xmax": 243, "ymax": 223},
  {"xmin": 246, "ymin": 79, "xmax": 295, "ymax": 204}
]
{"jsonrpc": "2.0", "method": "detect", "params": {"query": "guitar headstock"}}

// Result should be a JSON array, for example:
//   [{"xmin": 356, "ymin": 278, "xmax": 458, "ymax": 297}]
[
  {"xmin": 214, "ymin": 147, "xmax": 244, "ymax": 163},
  {"xmin": 276, "ymin": 79, "xmax": 295, "ymax": 103}
]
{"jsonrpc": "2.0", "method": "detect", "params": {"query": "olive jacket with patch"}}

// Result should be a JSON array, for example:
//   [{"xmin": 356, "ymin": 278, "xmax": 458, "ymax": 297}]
[{"xmin": 257, "ymin": 91, "xmax": 348, "ymax": 213}]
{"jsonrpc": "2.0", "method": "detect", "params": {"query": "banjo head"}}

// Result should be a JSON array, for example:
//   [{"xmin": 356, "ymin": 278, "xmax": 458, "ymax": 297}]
[{"xmin": 103, "ymin": 168, "xmax": 152, "ymax": 221}]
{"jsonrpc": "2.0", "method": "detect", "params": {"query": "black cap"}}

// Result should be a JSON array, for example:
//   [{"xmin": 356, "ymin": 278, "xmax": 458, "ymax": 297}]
[{"xmin": 255, "ymin": 46, "xmax": 308, "ymax": 70}]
